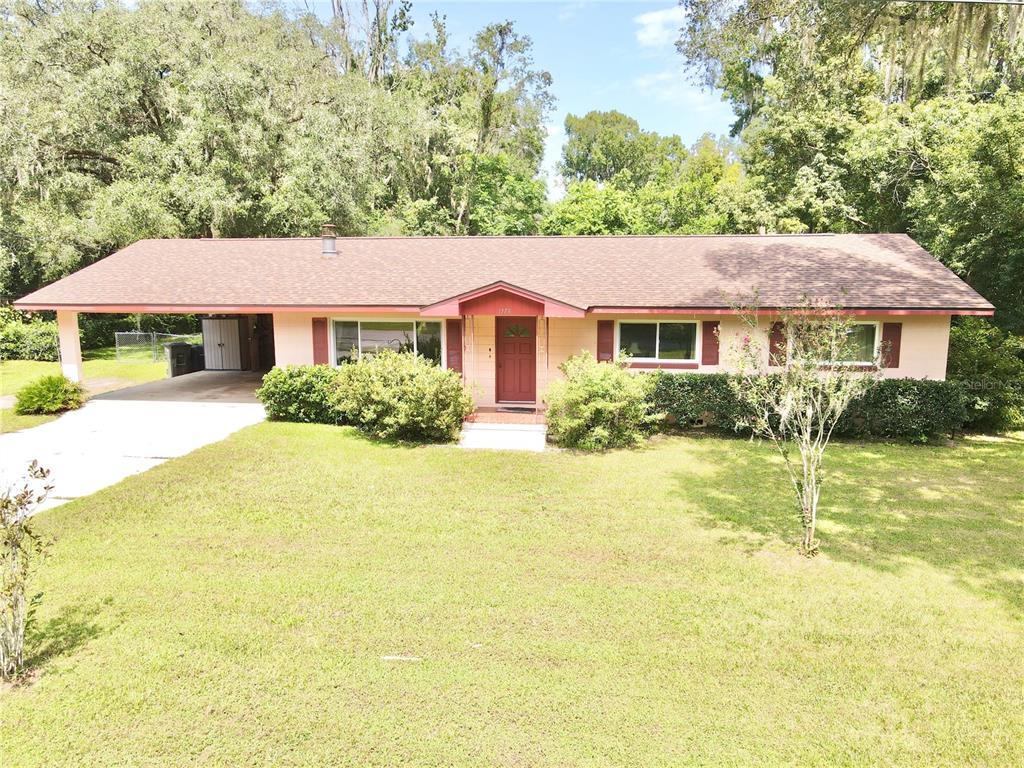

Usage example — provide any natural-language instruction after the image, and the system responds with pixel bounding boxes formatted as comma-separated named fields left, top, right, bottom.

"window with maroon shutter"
left=597, top=320, right=614, bottom=361
left=312, top=317, right=329, bottom=364
left=701, top=321, right=720, bottom=366
left=769, top=321, right=787, bottom=366
left=881, top=322, right=902, bottom=368
left=446, top=319, right=463, bottom=372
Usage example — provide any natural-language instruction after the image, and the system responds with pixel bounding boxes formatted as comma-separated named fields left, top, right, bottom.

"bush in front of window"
left=334, top=349, right=473, bottom=442
left=834, top=378, right=969, bottom=442
left=14, top=375, right=83, bottom=415
left=650, top=371, right=971, bottom=442
left=545, top=353, right=660, bottom=451
left=649, top=372, right=746, bottom=430
left=256, top=365, right=346, bottom=424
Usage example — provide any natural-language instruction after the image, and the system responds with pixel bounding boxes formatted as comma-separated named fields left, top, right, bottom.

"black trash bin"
left=189, top=344, right=205, bottom=372
left=165, top=342, right=192, bottom=377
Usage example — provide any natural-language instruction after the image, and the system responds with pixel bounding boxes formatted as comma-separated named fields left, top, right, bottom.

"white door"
left=202, top=319, right=242, bottom=370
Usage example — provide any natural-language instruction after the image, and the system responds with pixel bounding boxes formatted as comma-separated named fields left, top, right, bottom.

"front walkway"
left=0, top=371, right=265, bottom=511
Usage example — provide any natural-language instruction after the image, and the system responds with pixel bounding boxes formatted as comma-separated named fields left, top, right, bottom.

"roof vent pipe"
left=321, top=223, right=337, bottom=257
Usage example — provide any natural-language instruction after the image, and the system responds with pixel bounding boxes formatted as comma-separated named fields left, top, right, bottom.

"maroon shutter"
left=446, top=319, right=463, bottom=373
left=881, top=322, right=902, bottom=369
left=769, top=321, right=787, bottom=366
left=701, top=321, right=720, bottom=366
left=597, top=320, right=614, bottom=362
left=312, top=317, right=329, bottom=364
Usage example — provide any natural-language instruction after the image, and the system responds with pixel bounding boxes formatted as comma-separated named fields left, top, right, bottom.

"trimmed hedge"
left=650, top=372, right=970, bottom=442
left=834, top=378, right=968, bottom=441
left=256, top=365, right=345, bottom=424
left=15, top=375, right=84, bottom=415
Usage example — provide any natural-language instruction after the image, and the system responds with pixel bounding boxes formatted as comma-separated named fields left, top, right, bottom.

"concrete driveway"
left=0, top=371, right=266, bottom=511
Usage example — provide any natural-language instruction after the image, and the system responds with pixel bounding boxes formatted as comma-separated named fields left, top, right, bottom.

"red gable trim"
left=419, top=281, right=586, bottom=318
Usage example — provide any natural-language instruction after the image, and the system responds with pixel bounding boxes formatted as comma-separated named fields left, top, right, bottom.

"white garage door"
left=202, top=318, right=242, bottom=370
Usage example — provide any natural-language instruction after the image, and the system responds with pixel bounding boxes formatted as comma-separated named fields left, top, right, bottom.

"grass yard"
left=1, top=425, right=1022, bottom=766
left=0, top=347, right=166, bottom=433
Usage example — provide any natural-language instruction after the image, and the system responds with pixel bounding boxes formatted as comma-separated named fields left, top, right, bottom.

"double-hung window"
left=839, top=322, right=879, bottom=365
left=333, top=320, right=443, bottom=366
left=617, top=321, right=698, bottom=362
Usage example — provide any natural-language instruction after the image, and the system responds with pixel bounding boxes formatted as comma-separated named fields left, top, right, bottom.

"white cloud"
left=632, top=68, right=718, bottom=110
left=633, top=6, right=687, bottom=49
left=558, top=1, right=590, bottom=22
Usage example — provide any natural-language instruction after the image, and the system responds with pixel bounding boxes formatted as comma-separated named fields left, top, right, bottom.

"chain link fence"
left=114, top=331, right=202, bottom=362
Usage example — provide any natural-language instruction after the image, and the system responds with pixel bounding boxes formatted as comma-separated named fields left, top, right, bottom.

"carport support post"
left=57, top=310, right=83, bottom=383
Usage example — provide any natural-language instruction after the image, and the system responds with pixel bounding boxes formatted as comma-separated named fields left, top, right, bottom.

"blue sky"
left=313, top=1, right=736, bottom=198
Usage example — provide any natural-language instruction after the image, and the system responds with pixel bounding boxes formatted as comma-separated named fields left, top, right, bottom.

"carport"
left=49, top=310, right=276, bottom=384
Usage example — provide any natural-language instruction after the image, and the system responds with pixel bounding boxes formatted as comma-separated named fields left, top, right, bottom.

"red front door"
left=496, top=317, right=537, bottom=403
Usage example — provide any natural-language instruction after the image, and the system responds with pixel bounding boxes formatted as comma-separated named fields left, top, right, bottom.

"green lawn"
left=0, top=347, right=166, bottom=397
left=1, top=426, right=1022, bottom=766
left=0, top=347, right=166, bottom=433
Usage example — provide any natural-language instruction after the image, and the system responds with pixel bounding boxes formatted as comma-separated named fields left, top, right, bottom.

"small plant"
left=545, top=353, right=659, bottom=450
left=256, top=365, right=346, bottom=424
left=1, top=461, right=52, bottom=682
left=335, top=349, right=473, bottom=442
left=14, top=375, right=84, bottom=415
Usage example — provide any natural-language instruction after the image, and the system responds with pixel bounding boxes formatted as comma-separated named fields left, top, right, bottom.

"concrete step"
left=459, top=422, right=547, bottom=452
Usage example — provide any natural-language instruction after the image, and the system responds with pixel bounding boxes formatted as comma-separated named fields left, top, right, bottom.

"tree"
left=678, top=0, right=1024, bottom=133
left=559, top=110, right=686, bottom=188
left=727, top=304, right=883, bottom=555
left=541, top=180, right=646, bottom=235
left=0, top=462, right=51, bottom=681
left=0, top=3, right=553, bottom=302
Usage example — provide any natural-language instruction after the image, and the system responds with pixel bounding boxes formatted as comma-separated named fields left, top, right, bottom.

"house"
left=15, top=229, right=993, bottom=408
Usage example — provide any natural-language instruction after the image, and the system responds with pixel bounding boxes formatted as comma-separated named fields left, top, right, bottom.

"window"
left=333, top=320, right=443, bottom=366
left=845, top=323, right=878, bottom=364
left=618, top=322, right=697, bottom=361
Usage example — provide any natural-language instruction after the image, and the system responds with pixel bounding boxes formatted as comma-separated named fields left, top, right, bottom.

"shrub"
left=0, top=308, right=58, bottom=362
left=649, top=372, right=744, bottom=429
left=946, top=318, right=1024, bottom=432
left=545, top=353, right=658, bottom=450
left=14, top=375, right=84, bottom=415
left=256, top=365, right=345, bottom=424
left=836, top=378, right=969, bottom=442
left=652, top=372, right=970, bottom=442
left=335, top=349, right=472, bottom=442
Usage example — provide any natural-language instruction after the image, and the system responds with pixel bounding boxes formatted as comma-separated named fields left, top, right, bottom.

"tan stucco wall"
left=272, top=312, right=317, bottom=366
left=715, top=314, right=951, bottom=380
left=462, top=315, right=496, bottom=406
left=272, top=311, right=952, bottom=405
left=885, top=314, right=950, bottom=379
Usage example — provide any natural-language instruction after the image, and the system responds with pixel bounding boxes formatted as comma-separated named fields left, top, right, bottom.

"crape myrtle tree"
left=727, top=303, right=884, bottom=555
left=0, top=461, right=51, bottom=681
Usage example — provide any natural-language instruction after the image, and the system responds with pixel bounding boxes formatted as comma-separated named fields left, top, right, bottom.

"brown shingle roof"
left=14, top=233, right=993, bottom=313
